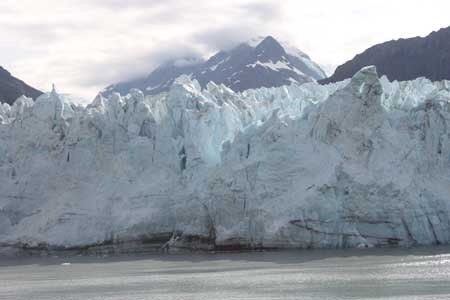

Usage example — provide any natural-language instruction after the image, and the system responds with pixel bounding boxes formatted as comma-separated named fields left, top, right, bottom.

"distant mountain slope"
left=103, top=36, right=326, bottom=96
left=0, top=66, right=43, bottom=105
left=322, top=26, right=450, bottom=84
left=102, top=58, right=202, bottom=97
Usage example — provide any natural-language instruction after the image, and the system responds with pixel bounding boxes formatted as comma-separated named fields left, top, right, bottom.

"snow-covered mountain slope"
left=103, top=36, right=326, bottom=98
left=102, top=57, right=203, bottom=98
left=245, top=36, right=326, bottom=80
left=1, top=67, right=450, bottom=253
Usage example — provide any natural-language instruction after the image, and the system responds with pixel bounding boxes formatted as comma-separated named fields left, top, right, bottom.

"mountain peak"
left=103, top=36, right=326, bottom=97
left=245, top=36, right=284, bottom=50
left=254, top=36, right=286, bottom=58
left=259, top=35, right=280, bottom=46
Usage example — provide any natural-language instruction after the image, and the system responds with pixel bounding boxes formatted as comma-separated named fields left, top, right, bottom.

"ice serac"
left=0, top=66, right=450, bottom=253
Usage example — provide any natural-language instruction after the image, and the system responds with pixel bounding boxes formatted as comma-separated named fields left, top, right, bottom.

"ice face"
left=0, top=66, right=449, bottom=250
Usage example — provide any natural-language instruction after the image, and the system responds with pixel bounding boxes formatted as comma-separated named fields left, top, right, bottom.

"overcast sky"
left=1, top=0, right=450, bottom=102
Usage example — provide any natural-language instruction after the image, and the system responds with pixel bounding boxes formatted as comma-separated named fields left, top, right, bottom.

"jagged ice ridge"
left=1, top=66, right=450, bottom=252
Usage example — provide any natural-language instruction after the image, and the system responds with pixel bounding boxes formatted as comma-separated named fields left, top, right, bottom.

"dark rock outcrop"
left=0, top=66, right=43, bottom=105
left=322, top=26, right=450, bottom=84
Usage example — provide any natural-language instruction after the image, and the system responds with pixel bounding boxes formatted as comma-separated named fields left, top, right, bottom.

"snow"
left=145, top=83, right=162, bottom=91
left=1, top=66, right=450, bottom=250
left=245, top=36, right=326, bottom=80
left=209, top=57, right=230, bottom=72
left=209, top=64, right=219, bottom=71
left=282, top=42, right=308, bottom=58
left=247, top=60, right=289, bottom=70
left=246, top=60, right=307, bottom=79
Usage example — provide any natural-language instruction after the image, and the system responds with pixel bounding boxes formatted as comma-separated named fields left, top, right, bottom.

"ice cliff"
left=1, top=66, right=450, bottom=252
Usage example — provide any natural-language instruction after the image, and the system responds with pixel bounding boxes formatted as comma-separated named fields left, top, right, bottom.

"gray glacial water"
left=1, top=247, right=450, bottom=300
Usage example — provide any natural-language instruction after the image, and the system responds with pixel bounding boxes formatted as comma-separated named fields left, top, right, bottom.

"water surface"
left=1, top=247, right=450, bottom=300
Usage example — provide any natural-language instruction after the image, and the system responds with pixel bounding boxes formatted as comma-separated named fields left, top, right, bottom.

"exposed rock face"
left=322, top=26, right=450, bottom=84
left=1, top=67, right=450, bottom=253
left=0, top=66, right=43, bottom=105
left=103, top=36, right=326, bottom=97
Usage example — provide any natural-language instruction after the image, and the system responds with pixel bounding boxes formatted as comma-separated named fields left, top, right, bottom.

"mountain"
left=103, top=36, right=326, bottom=97
left=322, top=26, right=450, bottom=84
left=102, top=58, right=203, bottom=97
left=0, top=66, right=43, bottom=105
left=1, top=66, right=450, bottom=253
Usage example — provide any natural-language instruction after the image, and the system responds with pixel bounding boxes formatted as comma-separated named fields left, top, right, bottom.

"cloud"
left=2, top=0, right=450, bottom=103
left=0, top=0, right=287, bottom=100
left=85, top=0, right=175, bottom=9
left=74, top=42, right=204, bottom=88
left=239, top=1, right=284, bottom=21
left=192, top=25, right=261, bottom=51
left=173, top=57, right=204, bottom=68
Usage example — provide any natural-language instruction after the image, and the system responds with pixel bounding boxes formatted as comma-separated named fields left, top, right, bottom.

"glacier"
left=0, top=66, right=450, bottom=253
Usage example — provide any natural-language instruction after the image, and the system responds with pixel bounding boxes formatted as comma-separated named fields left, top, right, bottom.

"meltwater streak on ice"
left=0, top=66, right=450, bottom=251
left=1, top=248, right=450, bottom=300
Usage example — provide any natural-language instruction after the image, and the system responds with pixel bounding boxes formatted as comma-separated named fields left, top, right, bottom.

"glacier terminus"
left=1, top=66, right=450, bottom=254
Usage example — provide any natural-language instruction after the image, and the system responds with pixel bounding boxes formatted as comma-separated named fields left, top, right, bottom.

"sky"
left=1, top=0, right=450, bottom=103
